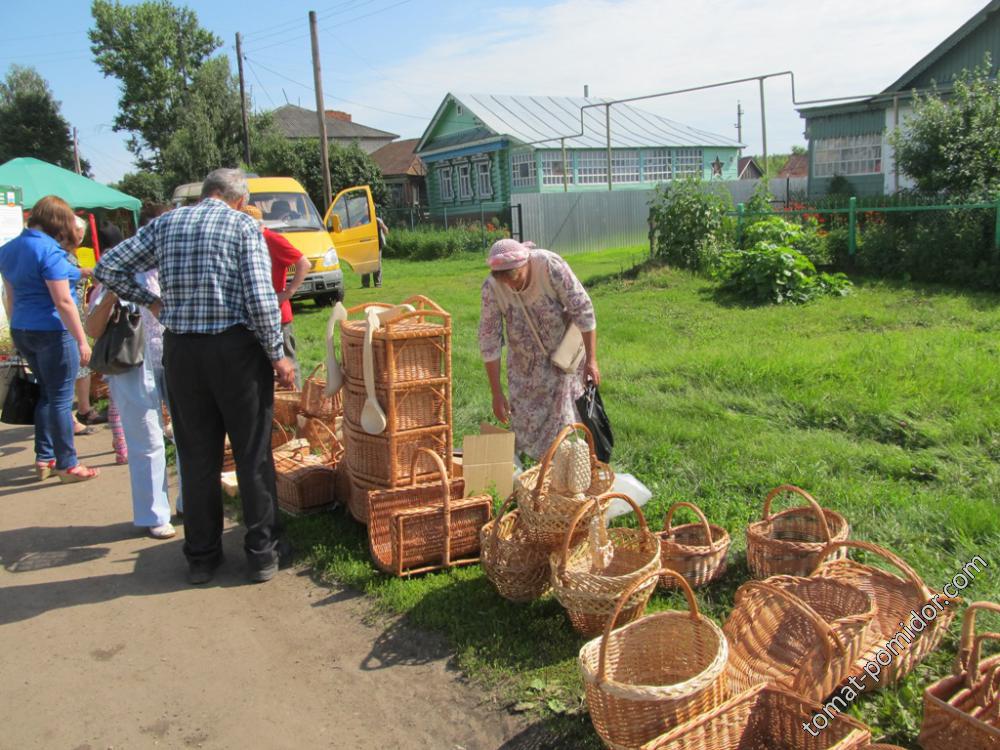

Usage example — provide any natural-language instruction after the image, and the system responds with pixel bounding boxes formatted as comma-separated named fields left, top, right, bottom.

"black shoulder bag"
left=91, top=303, right=145, bottom=375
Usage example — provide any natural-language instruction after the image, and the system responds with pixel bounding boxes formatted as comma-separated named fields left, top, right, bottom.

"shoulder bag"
left=1, top=363, right=40, bottom=425
left=511, top=291, right=586, bottom=374
left=91, top=303, right=146, bottom=375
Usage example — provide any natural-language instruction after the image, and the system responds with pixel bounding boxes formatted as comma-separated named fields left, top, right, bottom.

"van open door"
left=323, top=185, right=380, bottom=275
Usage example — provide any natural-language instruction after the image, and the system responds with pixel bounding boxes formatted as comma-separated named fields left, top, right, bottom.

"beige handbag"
left=513, top=292, right=585, bottom=374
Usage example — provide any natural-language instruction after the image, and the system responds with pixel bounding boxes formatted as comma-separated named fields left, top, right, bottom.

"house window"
left=438, top=166, right=454, bottom=201
left=577, top=150, right=608, bottom=185
left=457, top=163, right=473, bottom=200
left=511, top=150, right=536, bottom=188
left=643, top=149, right=671, bottom=182
left=673, top=148, right=703, bottom=178
left=813, top=134, right=882, bottom=177
left=540, top=151, right=571, bottom=185
left=611, top=150, right=640, bottom=183
left=476, top=160, right=493, bottom=197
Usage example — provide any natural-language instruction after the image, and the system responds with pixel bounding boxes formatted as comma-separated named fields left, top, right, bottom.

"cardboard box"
left=460, top=423, right=515, bottom=499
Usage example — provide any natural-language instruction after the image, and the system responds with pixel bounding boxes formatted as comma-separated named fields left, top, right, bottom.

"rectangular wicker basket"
left=342, top=376, right=450, bottom=433
left=343, top=422, right=452, bottom=487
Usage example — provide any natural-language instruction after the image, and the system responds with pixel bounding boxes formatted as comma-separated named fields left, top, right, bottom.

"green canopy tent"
left=0, top=157, right=141, bottom=229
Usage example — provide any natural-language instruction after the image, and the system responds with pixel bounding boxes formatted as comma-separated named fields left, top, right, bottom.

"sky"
left=0, top=0, right=991, bottom=185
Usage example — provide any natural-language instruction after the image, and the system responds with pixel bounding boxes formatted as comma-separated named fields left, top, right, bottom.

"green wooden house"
left=415, top=93, right=743, bottom=221
left=798, top=0, right=1000, bottom=196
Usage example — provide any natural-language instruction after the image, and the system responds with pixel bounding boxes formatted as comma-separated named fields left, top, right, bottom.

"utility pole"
left=758, top=79, right=768, bottom=174
left=236, top=32, right=252, bottom=167
left=310, top=10, right=332, bottom=209
left=72, top=127, right=81, bottom=175
left=735, top=101, right=744, bottom=143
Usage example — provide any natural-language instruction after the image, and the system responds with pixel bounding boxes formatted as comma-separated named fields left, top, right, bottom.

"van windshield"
left=249, top=191, right=324, bottom=233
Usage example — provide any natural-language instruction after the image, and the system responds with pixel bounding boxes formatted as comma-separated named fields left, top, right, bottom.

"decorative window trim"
left=457, top=162, right=473, bottom=200
left=476, top=160, right=493, bottom=198
left=511, top=150, right=537, bottom=189
left=438, top=166, right=454, bottom=202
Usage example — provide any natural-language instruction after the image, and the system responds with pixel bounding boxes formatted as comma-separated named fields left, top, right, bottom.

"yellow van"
left=171, top=176, right=379, bottom=305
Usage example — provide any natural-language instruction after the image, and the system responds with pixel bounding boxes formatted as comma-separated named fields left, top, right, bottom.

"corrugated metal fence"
left=513, top=178, right=808, bottom=254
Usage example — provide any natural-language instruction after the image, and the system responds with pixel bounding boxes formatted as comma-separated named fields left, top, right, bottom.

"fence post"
left=409, top=207, right=415, bottom=231
left=848, top=196, right=857, bottom=256
left=444, top=207, right=448, bottom=230
left=736, top=202, right=745, bottom=245
left=481, top=203, right=486, bottom=249
left=995, top=195, right=1000, bottom=250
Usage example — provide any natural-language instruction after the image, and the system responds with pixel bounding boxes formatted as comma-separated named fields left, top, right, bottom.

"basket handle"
left=965, top=632, right=1000, bottom=699
left=739, top=580, right=846, bottom=659
left=401, top=294, right=445, bottom=313
left=303, top=362, right=324, bottom=384
left=663, top=501, right=714, bottom=545
left=596, top=566, right=700, bottom=683
left=812, top=540, right=931, bottom=600
left=956, top=601, right=1000, bottom=675
left=531, top=423, right=597, bottom=511
left=762, top=484, right=832, bottom=542
left=556, top=492, right=647, bottom=579
left=410, top=447, right=453, bottom=568
left=487, top=493, right=519, bottom=546
left=383, top=308, right=450, bottom=331
left=305, top=417, right=342, bottom=463
left=272, top=419, right=290, bottom=445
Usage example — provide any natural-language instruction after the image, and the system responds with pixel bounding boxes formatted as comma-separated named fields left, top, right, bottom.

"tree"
left=115, top=171, right=167, bottom=204
left=0, top=65, right=91, bottom=174
left=890, top=57, right=1000, bottom=198
left=89, top=0, right=220, bottom=169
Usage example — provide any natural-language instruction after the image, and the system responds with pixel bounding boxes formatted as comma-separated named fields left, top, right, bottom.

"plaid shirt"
left=95, top=198, right=283, bottom=361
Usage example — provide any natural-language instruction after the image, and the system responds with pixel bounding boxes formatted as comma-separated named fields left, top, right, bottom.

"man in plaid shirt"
left=96, top=168, right=295, bottom=585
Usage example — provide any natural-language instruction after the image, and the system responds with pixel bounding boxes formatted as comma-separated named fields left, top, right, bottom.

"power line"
left=248, top=0, right=416, bottom=54
left=242, top=0, right=364, bottom=40
left=245, top=57, right=277, bottom=109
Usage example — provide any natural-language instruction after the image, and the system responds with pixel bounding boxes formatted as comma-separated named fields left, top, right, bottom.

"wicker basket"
left=89, top=372, right=109, bottom=402
left=920, top=601, right=1000, bottom=749
left=657, top=501, right=731, bottom=590
left=479, top=494, right=551, bottom=602
left=342, top=377, right=450, bottom=433
left=274, top=419, right=342, bottom=514
left=367, top=448, right=491, bottom=576
left=640, top=684, right=872, bottom=750
left=274, top=389, right=301, bottom=426
left=580, top=568, right=729, bottom=750
left=723, top=575, right=878, bottom=702
left=345, top=472, right=381, bottom=525
left=299, top=363, right=343, bottom=420
left=811, top=540, right=960, bottom=689
left=746, top=484, right=850, bottom=579
left=551, top=492, right=661, bottom=638
left=344, top=422, right=452, bottom=487
left=516, top=423, right=615, bottom=551
left=340, top=296, right=450, bottom=386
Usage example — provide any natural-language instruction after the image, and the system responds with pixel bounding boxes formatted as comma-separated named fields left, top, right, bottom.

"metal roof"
left=271, top=105, right=399, bottom=141
left=444, top=93, right=742, bottom=150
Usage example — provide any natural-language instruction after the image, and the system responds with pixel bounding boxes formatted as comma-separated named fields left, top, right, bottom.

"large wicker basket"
left=516, top=423, right=614, bottom=551
left=480, top=494, right=551, bottom=602
left=746, top=484, right=850, bottom=578
left=368, top=448, right=491, bottom=576
left=640, top=684, right=873, bottom=750
left=274, top=388, right=301, bottom=426
left=919, top=601, right=1000, bottom=749
left=580, top=568, right=729, bottom=750
left=342, top=377, right=450, bottom=434
left=274, top=419, right=342, bottom=514
left=343, top=422, right=452, bottom=487
left=723, top=575, right=878, bottom=702
left=657, top=501, right=731, bottom=590
left=551, top=492, right=661, bottom=638
left=811, top=540, right=960, bottom=689
left=340, top=296, right=450, bottom=386
left=299, top=363, right=343, bottom=420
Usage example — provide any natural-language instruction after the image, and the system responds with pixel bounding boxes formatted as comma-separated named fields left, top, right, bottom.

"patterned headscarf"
left=487, top=238, right=534, bottom=271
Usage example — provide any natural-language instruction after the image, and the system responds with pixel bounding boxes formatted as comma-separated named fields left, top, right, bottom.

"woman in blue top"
left=0, top=195, right=100, bottom=482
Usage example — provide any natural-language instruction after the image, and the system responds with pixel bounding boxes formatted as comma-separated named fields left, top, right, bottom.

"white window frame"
left=611, top=150, right=640, bottom=184
left=438, top=166, right=454, bottom=202
left=475, top=159, right=493, bottom=197
left=813, top=134, right=882, bottom=177
left=577, top=150, right=608, bottom=185
left=510, top=150, right=536, bottom=189
left=457, top=162, right=473, bottom=200
left=540, top=150, right=572, bottom=185
left=643, top=149, right=671, bottom=182
left=673, top=148, right=703, bottom=178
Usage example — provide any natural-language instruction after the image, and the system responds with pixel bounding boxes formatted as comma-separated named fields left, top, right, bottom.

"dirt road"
left=0, top=423, right=530, bottom=749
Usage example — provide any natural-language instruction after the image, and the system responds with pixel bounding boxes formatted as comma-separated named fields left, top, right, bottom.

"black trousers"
left=163, top=325, right=280, bottom=571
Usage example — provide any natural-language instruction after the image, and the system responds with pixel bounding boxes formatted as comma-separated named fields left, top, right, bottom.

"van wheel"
left=316, top=291, right=343, bottom=307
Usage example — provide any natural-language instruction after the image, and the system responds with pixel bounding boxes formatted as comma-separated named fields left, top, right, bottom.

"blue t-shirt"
left=0, top=228, right=79, bottom=331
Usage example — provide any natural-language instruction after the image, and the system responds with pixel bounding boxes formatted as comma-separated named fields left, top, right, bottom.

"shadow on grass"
left=582, top=257, right=667, bottom=289
left=847, top=274, right=1000, bottom=309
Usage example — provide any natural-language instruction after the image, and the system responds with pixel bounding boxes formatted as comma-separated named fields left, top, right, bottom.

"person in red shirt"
left=243, top=205, right=311, bottom=388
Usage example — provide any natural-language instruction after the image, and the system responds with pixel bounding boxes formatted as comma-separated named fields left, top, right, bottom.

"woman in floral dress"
left=478, top=239, right=600, bottom=460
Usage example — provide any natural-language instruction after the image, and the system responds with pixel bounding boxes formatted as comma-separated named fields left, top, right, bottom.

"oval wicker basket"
left=579, top=568, right=729, bottom=750
left=723, top=575, right=877, bottom=702
left=811, top=540, right=960, bottom=689
left=746, top=484, right=849, bottom=579
left=274, top=419, right=342, bottom=513
left=657, top=501, right=730, bottom=590
left=920, top=601, right=1000, bottom=750
left=516, top=423, right=614, bottom=552
left=299, top=363, right=343, bottom=421
left=274, top=389, right=301, bottom=426
left=551, top=492, right=661, bottom=638
left=479, top=494, right=551, bottom=603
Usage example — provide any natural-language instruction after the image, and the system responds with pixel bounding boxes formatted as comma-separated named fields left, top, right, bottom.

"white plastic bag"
left=605, top=473, right=652, bottom=519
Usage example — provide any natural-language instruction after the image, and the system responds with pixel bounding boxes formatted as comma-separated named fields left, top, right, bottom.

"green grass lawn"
left=284, top=246, right=1000, bottom=748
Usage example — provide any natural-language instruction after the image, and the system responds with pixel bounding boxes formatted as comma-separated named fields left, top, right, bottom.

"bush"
left=716, top=243, right=853, bottom=304
left=649, top=177, right=734, bottom=271
left=742, top=214, right=831, bottom=266
left=383, top=225, right=509, bottom=261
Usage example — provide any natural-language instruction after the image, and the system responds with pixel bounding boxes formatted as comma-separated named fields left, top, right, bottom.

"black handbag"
left=575, top=382, right=613, bottom=463
left=1, top=365, right=40, bottom=425
left=91, top=303, right=145, bottom=375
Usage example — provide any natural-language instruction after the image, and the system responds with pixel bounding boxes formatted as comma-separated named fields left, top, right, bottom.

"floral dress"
left=479, top=249, right=596, bottom=460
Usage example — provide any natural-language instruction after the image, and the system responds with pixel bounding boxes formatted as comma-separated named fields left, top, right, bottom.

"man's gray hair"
left=201, top=168, right=249, bottom=203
